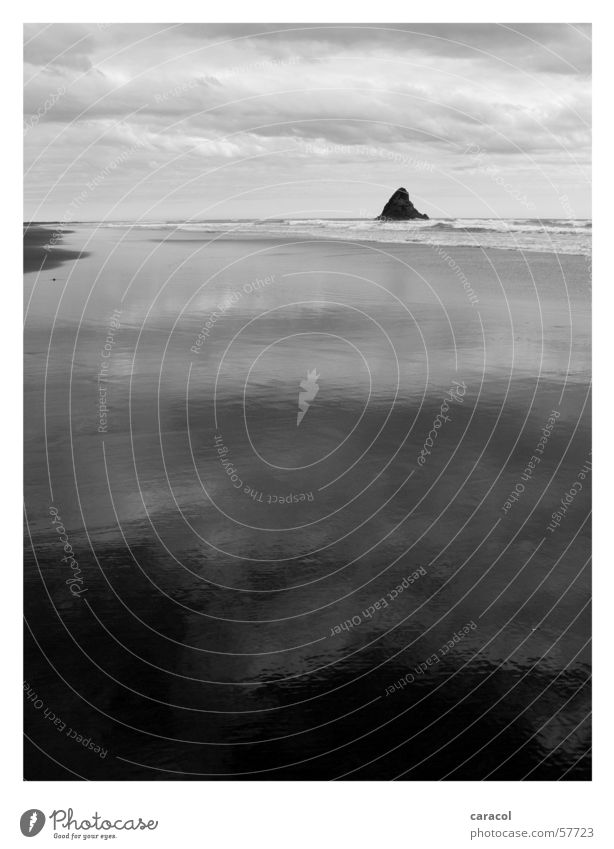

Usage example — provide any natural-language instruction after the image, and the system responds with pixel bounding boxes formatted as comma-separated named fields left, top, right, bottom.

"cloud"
left=24, top=23, right=96, bottom=72
left=23, top=23, right=591, bottom=220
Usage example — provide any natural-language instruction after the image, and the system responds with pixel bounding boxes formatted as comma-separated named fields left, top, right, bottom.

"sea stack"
left=377, top=187, right=429, bottom=220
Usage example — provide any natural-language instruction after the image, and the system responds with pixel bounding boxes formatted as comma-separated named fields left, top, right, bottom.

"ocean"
left=76, top=216, right=592, bottom=255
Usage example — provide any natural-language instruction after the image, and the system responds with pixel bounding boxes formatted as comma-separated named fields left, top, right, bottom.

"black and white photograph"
left=22, top=13, right=593, bottom=804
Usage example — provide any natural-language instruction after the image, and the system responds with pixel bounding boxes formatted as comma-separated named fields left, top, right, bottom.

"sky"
left=23, top=23, right=591, bottom=221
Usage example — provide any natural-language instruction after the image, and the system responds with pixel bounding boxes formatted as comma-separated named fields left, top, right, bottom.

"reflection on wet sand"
left=25, top=226, right=590, bottom=779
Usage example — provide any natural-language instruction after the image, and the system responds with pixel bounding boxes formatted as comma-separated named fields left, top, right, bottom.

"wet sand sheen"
left=24, top=225, right=590, bottom=779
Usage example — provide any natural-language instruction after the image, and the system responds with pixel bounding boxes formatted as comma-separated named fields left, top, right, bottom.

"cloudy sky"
left=24, top=23, right=591, bottom=221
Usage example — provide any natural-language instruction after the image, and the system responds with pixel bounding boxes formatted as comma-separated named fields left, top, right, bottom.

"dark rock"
left=377, top=187, right=429, bottom=220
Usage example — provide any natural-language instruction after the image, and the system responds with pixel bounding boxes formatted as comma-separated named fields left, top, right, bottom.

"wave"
left=90, top=216, right=591, bottom=233
left=53, top=218, right=591, bottom=256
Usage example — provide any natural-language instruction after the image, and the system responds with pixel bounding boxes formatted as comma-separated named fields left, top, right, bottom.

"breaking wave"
left=86, top=217, right=592, bottom=256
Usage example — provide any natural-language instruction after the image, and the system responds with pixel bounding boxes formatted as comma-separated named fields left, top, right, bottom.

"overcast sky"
left=23, top=23, right=591, bottom=221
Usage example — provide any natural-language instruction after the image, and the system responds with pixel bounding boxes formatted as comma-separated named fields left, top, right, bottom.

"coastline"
left=24, top=219, right=592, bottom=260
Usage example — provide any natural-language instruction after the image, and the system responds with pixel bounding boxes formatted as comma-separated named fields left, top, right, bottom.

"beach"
left=24, top=221, right=591, bottom=779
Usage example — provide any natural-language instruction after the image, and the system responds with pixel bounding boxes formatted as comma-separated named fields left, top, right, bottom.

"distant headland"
left=377, top=187, right=429, bottom=220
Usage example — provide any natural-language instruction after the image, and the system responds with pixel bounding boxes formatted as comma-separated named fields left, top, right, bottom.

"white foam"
left=90, top=218, right=592, bottom=255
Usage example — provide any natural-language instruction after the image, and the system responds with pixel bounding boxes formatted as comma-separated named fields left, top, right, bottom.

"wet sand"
left=24, top=225, right=591, bottom=780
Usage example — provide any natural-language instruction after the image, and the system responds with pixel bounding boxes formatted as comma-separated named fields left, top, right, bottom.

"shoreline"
left=23, top=224, right=90, bottom=273
left=24, top=221, right=591, bottom=262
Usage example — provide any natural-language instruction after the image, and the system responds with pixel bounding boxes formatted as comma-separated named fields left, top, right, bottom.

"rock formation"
left=377, top=187, right=429, bottom=220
